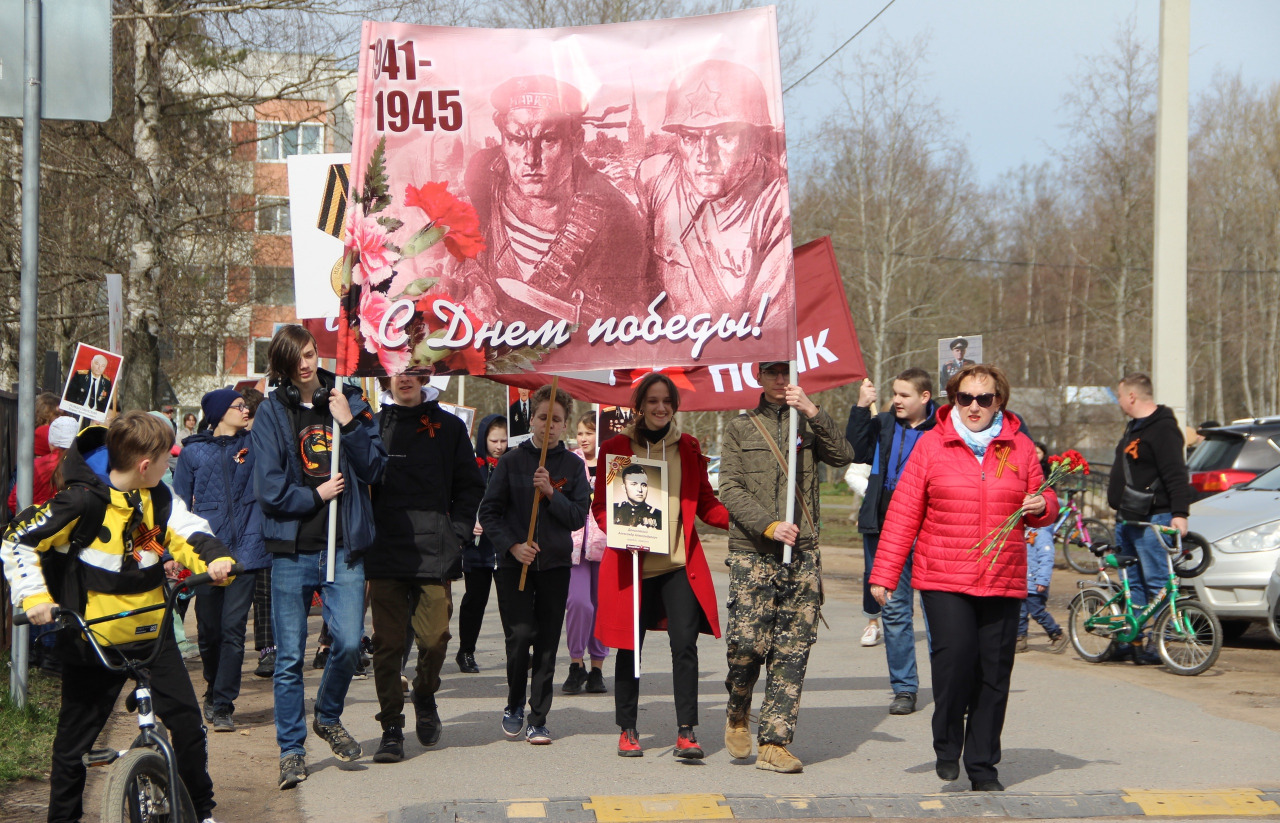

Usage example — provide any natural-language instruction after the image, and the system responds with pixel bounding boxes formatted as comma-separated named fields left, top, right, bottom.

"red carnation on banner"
left=970, top=449, right=1091, bottom=568
left=403, top=182, right=486, bottom=262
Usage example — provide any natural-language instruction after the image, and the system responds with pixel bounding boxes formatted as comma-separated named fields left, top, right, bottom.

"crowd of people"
left=0, top=321, right=1193, bottom=821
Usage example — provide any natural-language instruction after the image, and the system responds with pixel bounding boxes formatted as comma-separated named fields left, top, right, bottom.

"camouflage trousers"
left=724, top=548, right=820, bottom=746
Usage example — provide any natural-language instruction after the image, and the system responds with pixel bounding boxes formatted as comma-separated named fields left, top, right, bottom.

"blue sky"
left=780, top=0, right=1280, bottom=185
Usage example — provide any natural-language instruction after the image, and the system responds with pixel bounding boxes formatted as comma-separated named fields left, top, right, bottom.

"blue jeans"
left=194, top=570, right=257, bottom=712
left=1018, top=590, right=1061, bottom=637
left=1114, top=512, right=1173, bottom=610
left=862, top=536, right=882, bottom=619
left=271, top=550, right=365, bottom=758
left=866, top=533, right=929, bottom=695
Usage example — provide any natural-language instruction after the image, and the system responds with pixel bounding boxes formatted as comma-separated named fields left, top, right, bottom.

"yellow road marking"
left=506, top=801, right=547, bottom=818
left=1122, top=789, right=1280, bottom=816
left=919, top=799, right=946, bottom=810
left=585, top=793, right=733, bottom=822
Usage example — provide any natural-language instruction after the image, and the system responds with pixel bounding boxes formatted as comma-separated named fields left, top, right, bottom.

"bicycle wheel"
left=1062, top=518, right=1111, bottom=574
left=101, top=748, right=196, bottom=823
left=1154, top=599, right=1222, bottom=676
left=1173, top=532, right=1212, bottom=579
left=1068, top=588, right=1120, bottom=662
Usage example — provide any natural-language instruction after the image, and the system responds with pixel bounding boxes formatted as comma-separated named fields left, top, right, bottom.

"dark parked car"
left=1188, top=418, right=1280, bottom=500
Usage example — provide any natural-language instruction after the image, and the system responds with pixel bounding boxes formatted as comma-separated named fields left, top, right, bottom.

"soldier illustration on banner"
left=333, top=9, right=795, bottom=377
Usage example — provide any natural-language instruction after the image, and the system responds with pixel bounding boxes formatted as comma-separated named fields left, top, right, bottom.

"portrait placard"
left=438, top=402, right=476, bottom=436
left=938, top=334, right=983, bottom=393
left=60, top=342, right=122, bottom=422
left=604, top=455, right=669, bottom=554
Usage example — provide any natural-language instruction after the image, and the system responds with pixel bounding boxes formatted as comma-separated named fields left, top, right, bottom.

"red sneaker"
left=674, top=726, right=704, bottom=759
left=617, top=728, right=642, bottom=757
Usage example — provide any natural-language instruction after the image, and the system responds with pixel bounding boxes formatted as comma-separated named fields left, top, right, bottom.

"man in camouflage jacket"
left=718, top=361, right=855, bottom=773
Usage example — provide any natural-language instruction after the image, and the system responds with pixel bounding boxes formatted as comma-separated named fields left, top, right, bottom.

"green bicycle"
left=1067, top=522, right=1220, bottom=675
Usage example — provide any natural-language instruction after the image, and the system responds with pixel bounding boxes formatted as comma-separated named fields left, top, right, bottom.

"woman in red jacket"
left=869, top=364, right=1056, bottom=792
left=593, top=373, right=729, bottom=760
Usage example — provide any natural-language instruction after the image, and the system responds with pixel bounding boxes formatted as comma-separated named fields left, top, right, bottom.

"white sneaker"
left=860, top=622, right=882, bottom=647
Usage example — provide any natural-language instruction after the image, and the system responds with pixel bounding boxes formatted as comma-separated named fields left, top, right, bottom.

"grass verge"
left=0, top=651, right=59, bottom=782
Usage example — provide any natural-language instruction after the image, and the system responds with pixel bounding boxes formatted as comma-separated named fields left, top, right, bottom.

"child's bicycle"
left=1045, top=487, right=1113, bottom=574
left=15, top=565, right=237, bottom=823
left=1067, top=522, right=1218, bottom=675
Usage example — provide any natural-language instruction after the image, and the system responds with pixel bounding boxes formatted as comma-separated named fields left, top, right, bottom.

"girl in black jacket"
left=477, top=385, right=590, bottom=745
left=456, top=413, right=508, bottom=673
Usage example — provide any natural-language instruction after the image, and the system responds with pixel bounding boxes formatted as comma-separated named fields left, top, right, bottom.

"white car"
left=1187, top=463, right=1280, bottom=642
left=1263, top=557, right=1280, bottom=645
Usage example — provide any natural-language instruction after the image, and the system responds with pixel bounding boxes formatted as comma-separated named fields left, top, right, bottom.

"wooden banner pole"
left=518, top=376, right=558, bottom=591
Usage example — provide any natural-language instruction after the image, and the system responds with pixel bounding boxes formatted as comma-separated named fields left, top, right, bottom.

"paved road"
left=294, top=561, right=1280, bottom=823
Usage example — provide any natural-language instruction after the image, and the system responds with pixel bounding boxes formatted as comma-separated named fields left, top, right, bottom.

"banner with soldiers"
left=337, top=9, right=794, bottom=376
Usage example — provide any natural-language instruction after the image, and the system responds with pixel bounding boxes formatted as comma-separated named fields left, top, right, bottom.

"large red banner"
left=488, top=237, right=865, bottom=411
left=336, top=10, right=795, bottom=376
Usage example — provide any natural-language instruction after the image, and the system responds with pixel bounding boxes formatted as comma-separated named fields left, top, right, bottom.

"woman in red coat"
left=869, top=364, right=1056, bottom=793
left=593, top=373, right=729, bottom=760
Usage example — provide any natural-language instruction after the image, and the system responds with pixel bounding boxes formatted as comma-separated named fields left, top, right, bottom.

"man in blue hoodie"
left=845, top=368, right=936, bottom=717
left=251, top=325, right=387, bottom=790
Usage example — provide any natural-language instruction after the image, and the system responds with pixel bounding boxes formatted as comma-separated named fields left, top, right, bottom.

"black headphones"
left=278, top=372, right=334, bottom=412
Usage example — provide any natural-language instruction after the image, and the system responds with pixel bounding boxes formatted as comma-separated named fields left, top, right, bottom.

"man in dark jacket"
left=719, top=362, right=854, bottom=774
left=251, top=325, right=387, bottom=790
left=845, top=368, right=937, bottom=717
left=1109, top=372, right=1191, bottom=664
left=368, top=375, right=485, bottom=762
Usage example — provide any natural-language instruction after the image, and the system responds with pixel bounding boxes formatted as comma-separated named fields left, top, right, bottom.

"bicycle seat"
left=1115, top=555, right=1140, bottom=569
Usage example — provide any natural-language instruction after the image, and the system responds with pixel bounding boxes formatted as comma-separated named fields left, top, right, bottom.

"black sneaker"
left=456, top=650, right=479, bottom=673
left=211, top=708, right=236, bottom=733
left=889, top=692, right=917, bottom=715
left=972, top=779, right=1005, bottom=792
left=501, top=706, right=525, bottom=738
left=278, top=754, right=307, bottom=790
left=202, top=698, right=215, bottom=723
left=312, top=719, right=362, bottom=761
left=254, top=649, right=276, bottom=679
left=414, top=695, right=442, bottom=747
left=562, top=662, right=587, bottom=694
left=312, top=647, right=330, bottom=670
left=936, top=759, right=960, bottom=781
left=352, top=655, right=368, bottom=680
left=526, top=724, right=552, bottom=745
left=585, top=667, right=607, bottom=694
left=373, top=727, right=404, bottom=763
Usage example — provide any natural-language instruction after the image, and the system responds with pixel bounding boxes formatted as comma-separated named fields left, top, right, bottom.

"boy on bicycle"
left=1, top=412, right=234, bottom=823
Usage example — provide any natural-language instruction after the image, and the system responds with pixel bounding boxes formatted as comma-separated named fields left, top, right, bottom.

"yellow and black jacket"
left=1, top=426, right=232, bottom=647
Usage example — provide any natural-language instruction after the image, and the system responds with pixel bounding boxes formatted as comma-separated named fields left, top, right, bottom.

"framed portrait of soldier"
left=604, top=455, right=669, bottom=555
left=938, top=334, right=983, bottom=393
left=439, top=402, right=476, bottom=437
left=60, top=343, right=122, bottom=422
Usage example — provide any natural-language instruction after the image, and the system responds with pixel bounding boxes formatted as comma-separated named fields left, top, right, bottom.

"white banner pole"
left=632, top=549, right=641, bottom=678
left=325, top=421, right=342, bottom=583
left=783, top=360, right=799, bottom=565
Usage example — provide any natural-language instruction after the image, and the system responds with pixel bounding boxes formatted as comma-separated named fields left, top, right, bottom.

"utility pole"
left=1152, top=0, right=1190, bottom=427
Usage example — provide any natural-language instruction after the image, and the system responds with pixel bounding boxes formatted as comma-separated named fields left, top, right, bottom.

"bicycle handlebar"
left=12, top=564, right=241, bottom=629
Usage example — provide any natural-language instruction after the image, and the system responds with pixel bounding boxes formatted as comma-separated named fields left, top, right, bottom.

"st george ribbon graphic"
left=337, top=9, right=796, bottom=376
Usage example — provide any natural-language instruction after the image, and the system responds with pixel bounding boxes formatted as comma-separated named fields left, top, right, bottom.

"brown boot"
left=725, top=716, right=752, bottom=759
left=756, top=743, right=803, bottom=773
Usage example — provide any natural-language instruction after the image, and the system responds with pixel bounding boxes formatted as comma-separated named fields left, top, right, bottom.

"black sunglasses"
left=955, top=392, right=997, bottom=409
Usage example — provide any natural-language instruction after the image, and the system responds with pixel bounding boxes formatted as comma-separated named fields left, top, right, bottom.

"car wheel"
left=1220, top=620, right=1251, bottom=643
left=1270, top=597, right=1280, bottom=646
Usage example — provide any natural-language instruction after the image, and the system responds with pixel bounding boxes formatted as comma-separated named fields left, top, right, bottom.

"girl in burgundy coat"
left=869, top=364, right=1057, bottom=793
left=593, top=373, right=729, bottom=760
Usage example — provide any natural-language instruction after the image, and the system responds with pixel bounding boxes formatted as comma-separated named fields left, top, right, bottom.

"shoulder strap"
left=67, top=487, right=108, bottom=552
left=746, top=411, right=817, bottom=537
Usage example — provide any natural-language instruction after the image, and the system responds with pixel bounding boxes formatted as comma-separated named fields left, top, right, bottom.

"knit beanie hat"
left=48, top=416, right=78, bottom=450
left=201, top=388, right=242, bottom=428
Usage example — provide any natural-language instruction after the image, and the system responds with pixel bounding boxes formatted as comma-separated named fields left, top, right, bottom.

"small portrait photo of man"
left=60, top=343, right=123, bottom=422
left=938, top=335, right=981, bottom=390
left=612, top=464, right=662, bottom=531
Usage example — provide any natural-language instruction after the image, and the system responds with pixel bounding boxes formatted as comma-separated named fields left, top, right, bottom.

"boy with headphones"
left=251, top=324, right=387, bottom=790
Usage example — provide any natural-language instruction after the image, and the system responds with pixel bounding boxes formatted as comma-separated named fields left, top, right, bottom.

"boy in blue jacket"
left=1019, top=526, right=1066, bottom=653
left=251, top=324, right=387, bottom=789
left=173, top=387, right=268, bottom=732
left=478, top=385, right=590, bottom=745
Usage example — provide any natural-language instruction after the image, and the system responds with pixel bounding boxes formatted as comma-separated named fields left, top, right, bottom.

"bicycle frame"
left=1081, top=524, right=1186, bottom=645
